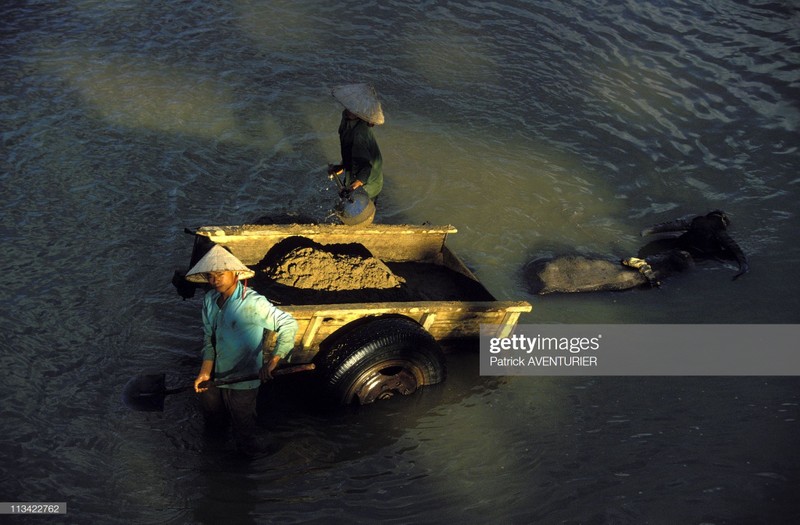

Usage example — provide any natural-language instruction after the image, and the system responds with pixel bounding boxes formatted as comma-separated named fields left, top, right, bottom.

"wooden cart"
left=178, top=223, right=532, bottom=404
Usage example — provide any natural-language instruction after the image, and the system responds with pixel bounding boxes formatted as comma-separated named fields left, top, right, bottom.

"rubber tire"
left=317, top=316, right=446, bottom=405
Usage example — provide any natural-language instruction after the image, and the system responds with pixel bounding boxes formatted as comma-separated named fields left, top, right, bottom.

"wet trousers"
left=199, top=385, right=259, bottom=451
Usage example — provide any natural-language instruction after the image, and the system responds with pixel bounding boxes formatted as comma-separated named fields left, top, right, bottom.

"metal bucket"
left=336, top=187, right=376, bottom=226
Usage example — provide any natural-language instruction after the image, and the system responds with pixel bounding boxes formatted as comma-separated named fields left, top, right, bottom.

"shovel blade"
left=122, top=373, right=168, bottom=412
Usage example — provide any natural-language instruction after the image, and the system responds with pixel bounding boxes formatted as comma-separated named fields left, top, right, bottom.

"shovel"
left=122, top=363, right=316, bottom=412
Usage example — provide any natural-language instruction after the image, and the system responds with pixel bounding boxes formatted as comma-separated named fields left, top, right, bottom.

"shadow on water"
left=256, top=343, right=494, bottom=456
left=172, top=346, right=500, bottom=524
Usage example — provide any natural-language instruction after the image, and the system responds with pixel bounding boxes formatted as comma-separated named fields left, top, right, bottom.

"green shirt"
left=338, top=112, right=383, bottom=199
left=201, top=282, right=298, bottom=389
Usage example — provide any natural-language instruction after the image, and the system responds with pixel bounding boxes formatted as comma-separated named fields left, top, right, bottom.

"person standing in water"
left=184, top=244, right=298, bottom=456
left=328, top=83, right=385, bottom=203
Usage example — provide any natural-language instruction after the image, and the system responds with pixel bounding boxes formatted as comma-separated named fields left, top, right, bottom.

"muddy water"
left=2, top=1, right=799, bottom=523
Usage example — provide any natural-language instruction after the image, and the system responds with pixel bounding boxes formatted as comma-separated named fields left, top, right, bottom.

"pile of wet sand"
left=251, top=236, right=494, bottom=305
left=262, top=245, right=405, bottom=291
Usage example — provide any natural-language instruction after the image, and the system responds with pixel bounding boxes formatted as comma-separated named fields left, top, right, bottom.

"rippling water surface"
left=2, top=1, right=799, bottom=523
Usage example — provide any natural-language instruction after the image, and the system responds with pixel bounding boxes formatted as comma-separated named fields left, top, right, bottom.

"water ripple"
left=3, top=1, right=800, bottom=522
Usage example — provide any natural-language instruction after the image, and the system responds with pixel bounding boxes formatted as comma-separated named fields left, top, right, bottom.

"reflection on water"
left=2, top=0, right=799, bottom=523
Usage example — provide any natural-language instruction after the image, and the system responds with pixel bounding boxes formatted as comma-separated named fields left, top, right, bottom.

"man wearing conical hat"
left=185, top=244, right=298, bottom=455
left=328, top=83, right=384, bottom=203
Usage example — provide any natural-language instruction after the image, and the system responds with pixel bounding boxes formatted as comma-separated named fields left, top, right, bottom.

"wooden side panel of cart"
left=277, top=300, right=532, bottom=363
left=193, top=224, right=457, bottom=267
left=192, top=223, right=533, bottom=362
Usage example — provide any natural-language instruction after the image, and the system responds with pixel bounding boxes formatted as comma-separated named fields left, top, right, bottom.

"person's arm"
left=349, top=128, right=377, bottom=189
left=265, top=304, right=299, bottom=358
left=196, top=295, right=217, bottom=391
left=259, top=300, right=299, bottom=380
left=349, top=156, right=372, bottom=190
left=200, top=294, right=217, bottom=362
left=194, top=359, right=214, bottom=392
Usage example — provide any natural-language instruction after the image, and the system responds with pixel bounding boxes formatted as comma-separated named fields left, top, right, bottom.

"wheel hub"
left=353, top=366, right=419, bottom=404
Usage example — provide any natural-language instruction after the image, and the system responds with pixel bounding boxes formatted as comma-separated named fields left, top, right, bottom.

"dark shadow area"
left=386, top=262, right=495, bottom=301
left=253, top=343, right=494, bottom=449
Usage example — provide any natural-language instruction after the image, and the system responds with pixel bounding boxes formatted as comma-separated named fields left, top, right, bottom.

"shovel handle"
left=197, top=363, right=316, bottom=390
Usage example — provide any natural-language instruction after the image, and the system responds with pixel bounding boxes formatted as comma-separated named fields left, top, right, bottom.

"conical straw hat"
left=332, top=83, right=385, bottom=125
left=185, top=245, right=255, bottom=283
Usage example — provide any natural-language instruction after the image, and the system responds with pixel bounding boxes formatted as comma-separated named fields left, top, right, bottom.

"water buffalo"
left=526, top=211, right=748, bottom=294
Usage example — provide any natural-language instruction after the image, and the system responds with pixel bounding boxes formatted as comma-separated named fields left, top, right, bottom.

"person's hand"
left=260, top=355, right=281, bottom=382
left=194, top=373, right=211, bottom=393
left=327, top=164, right=343, bottom=176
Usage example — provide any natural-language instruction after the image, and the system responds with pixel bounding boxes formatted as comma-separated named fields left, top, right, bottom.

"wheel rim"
left=346, top=359, right=422, bottom=404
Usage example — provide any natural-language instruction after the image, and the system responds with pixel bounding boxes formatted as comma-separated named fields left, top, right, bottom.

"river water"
left=2, top=1, right=799, bottom=523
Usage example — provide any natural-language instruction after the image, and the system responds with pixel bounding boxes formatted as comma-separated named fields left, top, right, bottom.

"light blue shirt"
left=201, top=282, right=298, bottom=389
